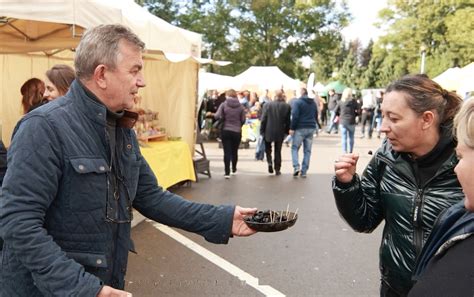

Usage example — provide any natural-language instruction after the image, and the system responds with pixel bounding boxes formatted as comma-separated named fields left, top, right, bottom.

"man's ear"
left=93, top=64, right=107, bottom=89
left=421, top=110, right=435, bottom=130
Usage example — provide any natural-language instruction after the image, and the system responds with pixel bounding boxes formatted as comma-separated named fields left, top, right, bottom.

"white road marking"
left=149, top=221, right=286, bottom=297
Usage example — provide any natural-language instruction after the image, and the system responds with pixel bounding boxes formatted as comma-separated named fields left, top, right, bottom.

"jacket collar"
left=70, top=80, right=138, bottom=129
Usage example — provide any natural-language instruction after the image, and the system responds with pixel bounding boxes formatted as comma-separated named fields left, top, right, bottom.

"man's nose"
left=137, top=73, right=146, bottom=88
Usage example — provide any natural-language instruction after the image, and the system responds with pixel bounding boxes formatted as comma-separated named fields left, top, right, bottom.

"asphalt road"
left=126, top=132, right=385, bottom=297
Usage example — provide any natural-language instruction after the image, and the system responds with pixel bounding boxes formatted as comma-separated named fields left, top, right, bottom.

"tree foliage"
left=368, top=0, right=474, bottom=87
left=136, top=0, right=473, bottom=89
left=137, top=0, right=349, bottom=80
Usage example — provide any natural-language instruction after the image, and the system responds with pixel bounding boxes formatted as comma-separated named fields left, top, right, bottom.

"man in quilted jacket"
left=0, top=24, right=256, bottom=297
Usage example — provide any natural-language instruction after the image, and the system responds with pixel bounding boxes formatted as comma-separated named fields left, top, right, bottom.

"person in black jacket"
left=260, top=90, right=291, bottom=175
left=409, top=97, right=474, bottom=297
left=334, top=88, right=359, bottom=153
left=326, top=89, right=340, bottom=134
left=333, top=75, right=464, bottom=296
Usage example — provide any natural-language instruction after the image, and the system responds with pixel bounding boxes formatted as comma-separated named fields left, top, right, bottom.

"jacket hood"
left=300, top=96, right=314, bottom=104
left=225, top=97, right=243, bottom=108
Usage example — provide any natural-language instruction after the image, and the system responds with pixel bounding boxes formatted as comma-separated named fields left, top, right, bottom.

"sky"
left=340, top=0, right=388, bottom=45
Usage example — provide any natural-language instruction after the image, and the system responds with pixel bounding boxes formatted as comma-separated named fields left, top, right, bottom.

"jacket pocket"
left=67, top=251, right=110, bottom=282
left=68, top=158, right=109, bottom=212
left=66, top=251, right=108, bottom=268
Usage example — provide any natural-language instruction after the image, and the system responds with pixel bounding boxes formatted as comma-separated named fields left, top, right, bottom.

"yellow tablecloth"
left=140, top=140, right=196, bottom=189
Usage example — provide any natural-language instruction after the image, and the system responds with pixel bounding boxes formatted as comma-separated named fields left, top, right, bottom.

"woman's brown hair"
left=386, top=74, right=462, bottom=127
left=226, top=89, right=237, bottom=98
left=45, top=64, right=76, bottom=96
left=21, top=78, right=45, bottom=114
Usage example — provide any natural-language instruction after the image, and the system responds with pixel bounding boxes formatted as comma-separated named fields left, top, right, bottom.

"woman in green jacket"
left=333, top=75, right=464, bottom=296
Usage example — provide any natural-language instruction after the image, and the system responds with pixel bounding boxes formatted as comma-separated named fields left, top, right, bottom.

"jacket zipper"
left=376, top=152, right=458, bottom=261
left=413, top=188, right=424, bottom=256
left=413, top=163, right=457, bottom=255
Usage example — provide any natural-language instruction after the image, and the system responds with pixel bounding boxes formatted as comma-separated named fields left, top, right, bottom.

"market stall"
left=140, top=140, right=196, bottom=189
left=0, top=0, right=202, bottom=154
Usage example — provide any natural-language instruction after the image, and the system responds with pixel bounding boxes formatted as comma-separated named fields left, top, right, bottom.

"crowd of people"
left=0, top=23, right=472, bottom=297
left=198, top=75, right=473, bottom=296
left=201, top=87, right=321, bottom=178
left=199, top=84, right=386, bottom=178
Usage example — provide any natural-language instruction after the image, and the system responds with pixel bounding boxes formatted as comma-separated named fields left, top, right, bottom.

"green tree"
left=232, top=0, right=349, bottom=78
left=339, top=47, right=359, bottom=87
left=140, top=0, right=177, bottom=24
left=136, top=0, right=350, bottom=79
left=310, top=34, right=346, bottom=83
left=360, top=39, right=373, bottom=68
left=373, top=0, right=474, bottom=82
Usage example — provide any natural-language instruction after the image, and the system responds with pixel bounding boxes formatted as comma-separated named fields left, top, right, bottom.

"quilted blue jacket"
left=0, top=80, right=234, bottom=296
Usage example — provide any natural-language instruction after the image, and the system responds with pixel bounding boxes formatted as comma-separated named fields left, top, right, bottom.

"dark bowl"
left=244, top=211, right=298, bottom=232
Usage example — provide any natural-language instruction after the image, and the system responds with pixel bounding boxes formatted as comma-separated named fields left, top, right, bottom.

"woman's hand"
left=334, top=153, right=359, bottom=183
left=232, top=206, right=258, bottom=236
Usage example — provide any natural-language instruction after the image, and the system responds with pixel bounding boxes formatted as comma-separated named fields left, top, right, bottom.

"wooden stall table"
left=132, top=139, right=196, bottom=227
left=140, top=140, right=196, bottom=189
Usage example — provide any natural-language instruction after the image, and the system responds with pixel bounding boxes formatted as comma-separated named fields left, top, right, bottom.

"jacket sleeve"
left=331, top=156, right=384, bottom=233
left=132, top=148, right=234, bottom=244
left=260, top=104, right=268, bottom=135
left=290, top=101, right=299, bottom=130
left=1, top=115, right=102, bottom=297
left=214, top=103, right=224, bottom=120
left=285, top=105, right=291, bottom=134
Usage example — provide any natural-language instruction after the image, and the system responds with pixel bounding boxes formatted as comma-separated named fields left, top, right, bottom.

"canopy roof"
left=457, top=62, right=474, bottom=94
left=233, top=66, right=301, bottom=92
left=199, top=71, right=236, bottom=93
left=0, top=0, right=202, bottom=56
left=433, top=62, right=474, bottom=94
left=324, top=81, right=346, bottom=93
left=432, top=67, right=462, bottom=91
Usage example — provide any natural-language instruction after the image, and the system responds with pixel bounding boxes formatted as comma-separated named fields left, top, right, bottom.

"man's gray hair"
left=74, top=24, right=145, bottom=80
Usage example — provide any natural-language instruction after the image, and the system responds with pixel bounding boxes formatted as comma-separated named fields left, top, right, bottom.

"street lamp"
left=420, top=44, right=427, bottom=74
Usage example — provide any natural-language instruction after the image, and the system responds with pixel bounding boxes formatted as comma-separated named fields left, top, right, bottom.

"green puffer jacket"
left=332, top=139, right=464, bottom=295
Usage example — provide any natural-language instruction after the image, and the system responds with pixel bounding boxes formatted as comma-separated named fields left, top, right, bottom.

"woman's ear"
left=93, top=64, right=107, bottom=89
left=421, top=110, right=435, bottom=130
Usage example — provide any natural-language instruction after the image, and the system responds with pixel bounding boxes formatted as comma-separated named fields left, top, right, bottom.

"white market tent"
left=433, top=62, right=474, bottom=98
left=233, top=66, right=302, bottom=93
left=198, top=71, right=237, bottom=94
left=197, top=70, right=237, bottom=111
left=0, top=0, right=212, bottom=150
left=457, top=62, right=474, bottom=97
left=432, top=67, right=462, bottom=91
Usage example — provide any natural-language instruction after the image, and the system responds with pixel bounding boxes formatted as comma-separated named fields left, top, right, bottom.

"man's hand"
left=97, top=286, right=132, bottom=297
left=289, top=130, right=294, bottom=136
left=232, top=206, right=258, bottom=236
left=334, top=153, right=359, bottom=183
